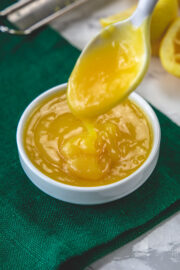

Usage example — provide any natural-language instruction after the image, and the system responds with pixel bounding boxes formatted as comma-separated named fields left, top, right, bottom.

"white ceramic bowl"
left=16, top=83, right=161, bottom=205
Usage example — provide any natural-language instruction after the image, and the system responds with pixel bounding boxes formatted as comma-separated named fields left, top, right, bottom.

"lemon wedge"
left=160, top=17, right=180, bottom=77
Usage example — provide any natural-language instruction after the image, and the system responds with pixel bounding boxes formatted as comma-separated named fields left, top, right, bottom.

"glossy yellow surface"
left=24, top=91, right=153, bottom=187
left=67, top=23, right=146, bottom=118
left=160, top=17, right=180, bottom=77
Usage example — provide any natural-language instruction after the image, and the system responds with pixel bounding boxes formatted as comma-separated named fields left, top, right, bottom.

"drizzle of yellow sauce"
left=67, top=23, right=146, bottom=118
left=24, top=91, right=152, bottom=187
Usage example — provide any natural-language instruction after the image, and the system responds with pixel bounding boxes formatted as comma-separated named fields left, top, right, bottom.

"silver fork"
left=0, top=0, right=89, bottom=35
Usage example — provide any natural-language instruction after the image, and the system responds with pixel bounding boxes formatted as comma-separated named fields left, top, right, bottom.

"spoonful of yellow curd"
left=68, top=0, right=159, bottom=118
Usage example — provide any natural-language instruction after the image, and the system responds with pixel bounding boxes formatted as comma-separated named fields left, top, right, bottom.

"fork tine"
left=0, top=0, right=35, bottom=16
left=0, top=0, right=89, bottom=35
left=24, top=0, right=89, bottom=34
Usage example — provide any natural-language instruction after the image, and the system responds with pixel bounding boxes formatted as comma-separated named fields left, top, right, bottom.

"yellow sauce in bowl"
left=24, top=90, right=152, bottom=187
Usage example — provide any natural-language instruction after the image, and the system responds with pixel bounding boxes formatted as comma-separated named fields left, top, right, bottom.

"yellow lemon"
left=160, top=17, right=180, bottom=77
left=151, top=0, right=178, bottom=55
left=100, top=0, right=178, bottom=56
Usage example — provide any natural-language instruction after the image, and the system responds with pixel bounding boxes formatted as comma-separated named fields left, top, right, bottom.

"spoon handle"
left=131, top=0, right=159, bottom=27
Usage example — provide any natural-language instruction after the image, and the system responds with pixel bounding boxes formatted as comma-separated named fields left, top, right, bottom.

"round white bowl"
left=16, top=83, right=161, bottom=205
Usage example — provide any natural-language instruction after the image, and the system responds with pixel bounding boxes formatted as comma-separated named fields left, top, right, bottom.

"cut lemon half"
left=160, top=17, right=180, bottom=77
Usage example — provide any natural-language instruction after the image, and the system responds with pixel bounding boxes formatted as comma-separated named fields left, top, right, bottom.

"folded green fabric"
left=0, top=0, right=16, bottom=10
left=0, top=24, right=180, bottom=270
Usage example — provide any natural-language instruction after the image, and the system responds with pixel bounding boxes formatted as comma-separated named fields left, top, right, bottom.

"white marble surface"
left=8, top=0, right=180, bottom=269
left=87, top=213, right=180, bottom=270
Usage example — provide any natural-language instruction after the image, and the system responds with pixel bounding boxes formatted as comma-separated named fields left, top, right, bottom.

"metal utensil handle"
left=0, top=0, right=89, bottom=35
left=131, top=0, right=159, bottom=27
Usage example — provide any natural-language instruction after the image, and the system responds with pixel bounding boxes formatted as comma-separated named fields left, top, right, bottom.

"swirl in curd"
left=24, top=91, right=152, bottom=187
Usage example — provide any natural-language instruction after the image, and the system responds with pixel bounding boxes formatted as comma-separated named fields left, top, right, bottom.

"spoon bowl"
left=67, top=0, right=159, bottom=118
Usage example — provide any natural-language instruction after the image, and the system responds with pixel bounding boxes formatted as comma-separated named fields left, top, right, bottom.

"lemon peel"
left=160, top=17, right=180, bottom=77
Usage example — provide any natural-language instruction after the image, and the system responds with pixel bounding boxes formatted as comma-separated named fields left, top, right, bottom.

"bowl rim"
left=16, top=83, right=161, bottom=192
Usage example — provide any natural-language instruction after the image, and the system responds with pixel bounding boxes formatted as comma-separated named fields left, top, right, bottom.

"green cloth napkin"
left=0, top=0, right=18, bottom=11
left=0, top=22, right=180, bottom=270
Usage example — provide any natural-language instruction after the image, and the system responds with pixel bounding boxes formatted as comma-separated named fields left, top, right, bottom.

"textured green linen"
left=0, top=0, right=17, bottom=10
left=0, top=23, right=180, bottom=270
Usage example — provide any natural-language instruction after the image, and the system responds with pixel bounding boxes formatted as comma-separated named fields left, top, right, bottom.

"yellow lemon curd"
left=24, top=91, right=152, bottom=187
left=67, top=23, right=146, bottom=117
left=24, top=22, right=153, bottom=187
